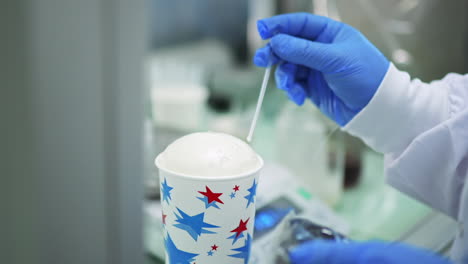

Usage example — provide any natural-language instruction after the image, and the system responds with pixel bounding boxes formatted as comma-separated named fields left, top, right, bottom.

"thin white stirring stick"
left=247, top=62, right=272, bottom=143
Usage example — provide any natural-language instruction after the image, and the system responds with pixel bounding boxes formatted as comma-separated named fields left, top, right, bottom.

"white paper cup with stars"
left=155, top=132, right=263, bottom=264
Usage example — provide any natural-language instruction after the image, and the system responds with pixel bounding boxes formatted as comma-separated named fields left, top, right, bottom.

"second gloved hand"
left=254, top=13, right=390, bottom=126
left=288, top=240, right=453, bottom=264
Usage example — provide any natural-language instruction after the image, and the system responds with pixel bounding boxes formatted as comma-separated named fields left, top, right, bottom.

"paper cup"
left=156, top=154, right=263, bottom=264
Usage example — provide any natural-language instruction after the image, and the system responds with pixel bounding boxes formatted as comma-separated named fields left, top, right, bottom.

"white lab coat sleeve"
left=343, top=63, right=468, bottom=220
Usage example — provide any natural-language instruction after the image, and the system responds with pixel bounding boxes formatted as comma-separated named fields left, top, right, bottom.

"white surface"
left=344, top=63, right=468, bottom=263
left=157, top=132, right=262, bottom=177
left=399, top=211, right=457, bottom=254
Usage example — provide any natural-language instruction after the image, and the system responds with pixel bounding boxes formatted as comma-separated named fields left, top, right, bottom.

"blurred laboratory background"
left=2, top=0, right=467, bottom=264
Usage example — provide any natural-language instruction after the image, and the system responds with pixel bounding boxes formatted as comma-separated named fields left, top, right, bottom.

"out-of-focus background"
left=2, top=0, right=467, bottom=264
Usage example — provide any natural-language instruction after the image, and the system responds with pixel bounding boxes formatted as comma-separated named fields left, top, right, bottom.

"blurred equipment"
left=151, top=81, right=208, bottom=132
left=147, top=40, right=233, bottom=132
left=273, top=215, right=348, bottom=263
left=149, top=1, right=249, bottom=63
left=205, top=92, right=250, bottom=139
left=147, top=39, right=233, bottom=196
left=276, top=102, right=345, bottom=206
left=148, top=40, right=232, bottom=132
left=247, top=0, right=314, bottom=57
left=249, top=163, right=349, bottom=264
left=328, top=0, right=468, bottom=81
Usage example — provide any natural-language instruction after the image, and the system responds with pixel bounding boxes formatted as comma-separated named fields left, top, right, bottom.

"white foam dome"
left=157, top=132, right=262, bottom=177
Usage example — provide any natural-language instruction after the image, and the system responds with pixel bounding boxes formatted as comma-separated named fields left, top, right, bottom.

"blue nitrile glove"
left=288, top=240, right=453, bottom=264
left=253, top=13, right=390, bottom=126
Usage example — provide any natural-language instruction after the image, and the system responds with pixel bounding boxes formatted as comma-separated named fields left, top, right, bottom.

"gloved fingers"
left=275, top=62, right=307, bottom=105
left=288, top=240, right=365, bottom=264
left=275, top=62, right=309, bottom=90
left=289, top=240, right=454, bottom=264
left=253, top=44, right=281, bottom=67
left=306, top=68, right=349, bottom=126
left=275, top=62, right=296, bottom=91
left=287, top=83, right=307, bottom=105
left=257, top=13, right=338, bottom=40
left=270, top=34, right=336, bottom=72
left=305, top=69, right=323, bottom=106
left=295, top=65, right=310, bottom=82
left=361, top=242, right=454, bottom=264
left=306, top=68, right=338, bottom=114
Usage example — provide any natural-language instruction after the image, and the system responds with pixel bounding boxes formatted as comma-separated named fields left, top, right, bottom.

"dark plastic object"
left=275, top=217, right=348, bottom=263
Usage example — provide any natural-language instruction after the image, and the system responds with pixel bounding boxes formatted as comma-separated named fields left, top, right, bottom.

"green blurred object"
left=297, top=187, right=313, bottom=201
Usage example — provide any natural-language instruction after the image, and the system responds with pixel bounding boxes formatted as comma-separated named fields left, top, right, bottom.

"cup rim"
left=155, top=153, right=264, bottom=181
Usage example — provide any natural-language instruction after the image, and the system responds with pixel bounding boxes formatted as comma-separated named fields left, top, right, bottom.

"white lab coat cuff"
left=343, top=63, right=448, bottom=154
left=343, top=63, right=410, bottom=153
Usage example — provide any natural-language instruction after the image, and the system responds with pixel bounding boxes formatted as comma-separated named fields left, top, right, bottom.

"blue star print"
left=230, top=192, right=236, bottom=199
left=227, top=232, right=244, bottom=245
left=229, top=234, right=252, bottom=264
left=165, top=233, right=198, bottom=264
left=173, top=207, right=219, bottom=241
left=244, top=179, right=257, bottom=208
left=207, top=250, right=213, bottom=256
left=161, top=178, right=173, bottom=204
left=197, top=196, right=221, bottom=209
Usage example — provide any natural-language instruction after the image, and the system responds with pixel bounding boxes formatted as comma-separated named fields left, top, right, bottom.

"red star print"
left=233, top=185, right=240, bottom=192
left=211, top=244, right=218, bottom=251
left=162, top=213, right=167, bottom=225
left=230, top=218, right=249, bottom=238
left=198, top=186, right=224, bottom=204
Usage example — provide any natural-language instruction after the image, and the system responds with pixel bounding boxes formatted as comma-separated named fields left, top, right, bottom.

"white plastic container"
left=151, top=82, right=208, bottom=131
left=275, top=102, right=344, bottom=206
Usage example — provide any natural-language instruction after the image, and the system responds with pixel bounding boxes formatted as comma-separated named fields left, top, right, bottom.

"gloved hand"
left=254, top=13, right=390, bottom=126
left=288, top=240, right=453, bottom=264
